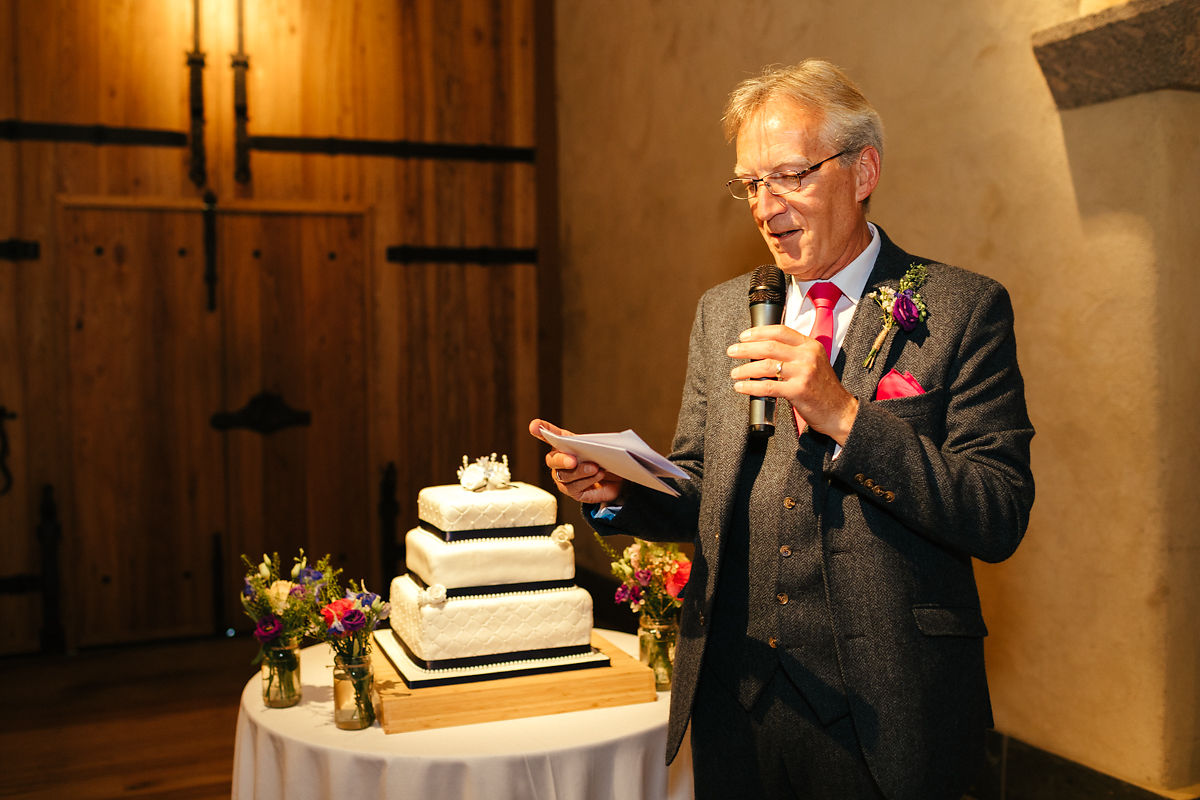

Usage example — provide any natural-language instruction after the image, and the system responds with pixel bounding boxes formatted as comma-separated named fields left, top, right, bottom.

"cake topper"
left=457, top=453, right=512, bottom=491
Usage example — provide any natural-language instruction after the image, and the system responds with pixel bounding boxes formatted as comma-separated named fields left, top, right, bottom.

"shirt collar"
left=790, top=222, right=880, bottom=306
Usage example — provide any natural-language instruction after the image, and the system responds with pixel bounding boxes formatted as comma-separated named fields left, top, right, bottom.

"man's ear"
left=854, top=146, right=881, bottom=203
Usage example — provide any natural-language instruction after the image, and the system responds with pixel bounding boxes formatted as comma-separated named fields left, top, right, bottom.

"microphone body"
left=747, top=264, right=786, bottom=436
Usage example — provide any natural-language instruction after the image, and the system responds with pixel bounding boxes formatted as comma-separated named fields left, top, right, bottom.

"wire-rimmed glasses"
left=725, top=150, right=847, bottom=200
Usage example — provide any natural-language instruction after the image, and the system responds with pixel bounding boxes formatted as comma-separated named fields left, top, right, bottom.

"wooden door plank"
left=220, top=211, right=373, bottom=611
left=63, top=205, right=225, bottom=645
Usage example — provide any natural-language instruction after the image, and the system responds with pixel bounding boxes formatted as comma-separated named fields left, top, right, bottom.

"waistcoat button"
left=783, top=496, right=797, bottom=509
left=777, top=592, right=789, bottom=605
left=779, top=544, right=792, bottom=557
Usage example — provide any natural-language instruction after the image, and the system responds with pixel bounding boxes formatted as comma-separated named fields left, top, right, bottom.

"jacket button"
left=854, top=473, right=866, bottom=484
left=768, top=636, right=779, bottom=649
left=873, top=486, right=884, bottom=496
left=779, top=544, right=792, bottom=557
left=777, top=592, right=789, bottom=605
left=884, top=491, right=896, bottom=502
left=864, top=478, right=876, bottom=489
left=783, top=496, right=797, bottom=509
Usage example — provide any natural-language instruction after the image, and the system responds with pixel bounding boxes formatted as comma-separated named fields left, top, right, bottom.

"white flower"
left=551, top=524, right=575, bottom=547
left=258, top=556, right=271, bottom=581
left=457, top=453, right=512, bottom=491
left=487, top=457, right=511, bottom=489
left=418, top=584, right=448, bottom=608
left=266, top=580, right=295, bottom=613
left=458, top=457, right=489, bottom=491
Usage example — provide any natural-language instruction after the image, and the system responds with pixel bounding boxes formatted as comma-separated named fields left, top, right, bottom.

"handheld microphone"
left=748, top=264, right=786, bottom=436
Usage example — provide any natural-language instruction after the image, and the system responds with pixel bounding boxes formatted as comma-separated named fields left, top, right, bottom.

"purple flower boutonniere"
left=863, top=264, right=929, bottom=370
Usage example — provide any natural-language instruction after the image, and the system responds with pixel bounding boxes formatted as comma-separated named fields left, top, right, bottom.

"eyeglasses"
left=725, top=150, right=847, bottom=200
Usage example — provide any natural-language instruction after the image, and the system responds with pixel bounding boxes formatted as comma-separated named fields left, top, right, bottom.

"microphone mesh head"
left=749, top=264, right=786, bottom=305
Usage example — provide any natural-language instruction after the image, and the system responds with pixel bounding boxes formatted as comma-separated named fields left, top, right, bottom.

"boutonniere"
left=863, top=263, right=928, bottom=370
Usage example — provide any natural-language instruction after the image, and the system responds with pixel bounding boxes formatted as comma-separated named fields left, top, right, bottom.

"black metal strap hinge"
left=0, top=239, right=40, bottom=261
left=386, top=245, right=537, bottom=264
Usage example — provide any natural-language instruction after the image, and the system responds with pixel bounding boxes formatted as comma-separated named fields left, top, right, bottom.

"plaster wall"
left=553, top=0, right=1200, bottom=791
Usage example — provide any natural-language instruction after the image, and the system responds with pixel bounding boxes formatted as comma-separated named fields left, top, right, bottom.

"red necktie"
left=806, top=281, right=842, bottom=360
left=793, top=282, right=842, bottom=433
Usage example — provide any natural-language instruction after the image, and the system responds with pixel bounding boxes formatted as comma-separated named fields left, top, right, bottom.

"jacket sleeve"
left=828, top=279, right=1035, bottom=563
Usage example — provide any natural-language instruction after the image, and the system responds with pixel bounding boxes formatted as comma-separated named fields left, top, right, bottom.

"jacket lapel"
left=838, top=228, right=913, bottom=400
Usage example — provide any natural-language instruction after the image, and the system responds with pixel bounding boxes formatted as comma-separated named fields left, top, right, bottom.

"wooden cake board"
left=372, top=632, right=658, bottom=734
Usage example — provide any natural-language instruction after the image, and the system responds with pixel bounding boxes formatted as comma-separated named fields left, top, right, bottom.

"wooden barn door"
left=216, top=208, right=372, bottom=625
left=62, top=202, right=226, bottom=645
left=60, top=200, right=370, bottom=644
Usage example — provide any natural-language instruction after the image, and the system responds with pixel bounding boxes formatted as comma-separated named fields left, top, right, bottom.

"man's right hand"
left=528, top=418, right=626, bottom=505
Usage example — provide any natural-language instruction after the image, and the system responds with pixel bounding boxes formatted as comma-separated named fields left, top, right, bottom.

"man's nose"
left=750, top=186, right=787, bottom=222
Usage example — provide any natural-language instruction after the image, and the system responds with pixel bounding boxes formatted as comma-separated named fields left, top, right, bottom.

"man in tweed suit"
left=531, top=60, right=1034, bottom=800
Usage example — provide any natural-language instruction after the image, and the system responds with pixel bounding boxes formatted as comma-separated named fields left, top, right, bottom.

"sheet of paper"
left=539, top=428, right=688, bottom=496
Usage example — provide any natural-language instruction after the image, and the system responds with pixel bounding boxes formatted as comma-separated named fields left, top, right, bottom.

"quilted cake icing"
left=390, top=574, right=593, bottom=666
left=388, top=454, right=596, bottom=672
left=417, top=481, right=556, bottom=534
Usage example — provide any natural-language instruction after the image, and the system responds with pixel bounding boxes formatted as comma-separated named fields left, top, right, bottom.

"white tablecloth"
left=232, top=629, right=693, bottom=800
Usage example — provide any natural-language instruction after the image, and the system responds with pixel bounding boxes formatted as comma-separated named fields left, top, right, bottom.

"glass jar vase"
left=332, top=654, right=376, bottom=729
left=260, top=638, right=302, bottom=708
left=638, top=613, right=678, bottom=692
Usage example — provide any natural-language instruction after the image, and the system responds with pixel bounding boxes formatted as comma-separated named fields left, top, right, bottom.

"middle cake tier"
left=404, top=526, right=576, bottom=591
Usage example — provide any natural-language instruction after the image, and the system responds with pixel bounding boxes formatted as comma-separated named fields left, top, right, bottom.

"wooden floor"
left=0, top=636, right=258, bottom=799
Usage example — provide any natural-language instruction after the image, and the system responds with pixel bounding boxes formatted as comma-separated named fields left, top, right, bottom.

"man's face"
left=734, top=99, right=876, bottom=280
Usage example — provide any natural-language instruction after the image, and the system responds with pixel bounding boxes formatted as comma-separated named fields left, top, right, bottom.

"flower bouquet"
left=318, top=580, right=391, bottom=729
left=596, top=535, right=691, bottom=690
left=863, top=263, right=929, bottom=369
left=240, top=550, right=339, bottom=707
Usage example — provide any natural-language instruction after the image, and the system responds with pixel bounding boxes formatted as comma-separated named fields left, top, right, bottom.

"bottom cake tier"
left=375, top=628, right=611, bottom=689
left=389, top=573, right=595, bottom=667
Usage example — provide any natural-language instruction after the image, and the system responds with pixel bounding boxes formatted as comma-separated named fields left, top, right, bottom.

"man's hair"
left=722, top=60, right=884, bottom=167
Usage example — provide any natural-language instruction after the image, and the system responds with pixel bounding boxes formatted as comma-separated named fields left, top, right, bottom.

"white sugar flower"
left=418, top=584, right=448, bottom=608
left=551, top=524, right=575, bottom=547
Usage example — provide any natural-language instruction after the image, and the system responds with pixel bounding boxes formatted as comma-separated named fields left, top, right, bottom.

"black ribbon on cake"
left=388, top=628, right=593, bottom=671
left=420, top=521, right=559, bottom=542
left=410, top=572, right=575, bottom=599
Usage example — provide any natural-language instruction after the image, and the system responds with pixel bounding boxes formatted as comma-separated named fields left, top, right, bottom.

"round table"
left=232, top=629, right=693, bottom=800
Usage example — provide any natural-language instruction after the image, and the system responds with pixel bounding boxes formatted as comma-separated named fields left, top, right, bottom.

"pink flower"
left=665, top=560, right=692, bottom=600
left=321, top=597, right=356, bottom=628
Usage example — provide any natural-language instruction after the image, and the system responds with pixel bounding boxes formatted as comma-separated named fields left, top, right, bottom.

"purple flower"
left=634, top=569, right=652, bottom=587
left=614, top=584, right=631, bottom=604
left=892, top=291, right=921, bottom=332
left=356, top=590, right=379, bottom=609
left=629, top=585, right=644, bottom=603
left=341, top=608, right=367, bottom=633
left=289, top=585, right=305, bottom=597
left=253, top=614, right=283, bottom=643
left=242, top=578, right=255, bottom=598
left=297, top=567, right=323, bottom=583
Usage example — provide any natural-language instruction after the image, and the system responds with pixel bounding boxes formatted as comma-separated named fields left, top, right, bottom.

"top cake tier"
left=417, top=481, right=557, bottom=536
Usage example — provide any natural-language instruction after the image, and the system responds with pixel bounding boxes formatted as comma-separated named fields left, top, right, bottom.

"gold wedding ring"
left=775, top=360, right=784, bottom=379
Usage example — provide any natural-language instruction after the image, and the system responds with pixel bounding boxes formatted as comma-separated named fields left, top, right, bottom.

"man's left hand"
left=727, top=324, right=859, bottom=444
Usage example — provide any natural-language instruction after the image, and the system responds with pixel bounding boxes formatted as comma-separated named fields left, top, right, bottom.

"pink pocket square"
left=875, top=369, right=925, bottom=400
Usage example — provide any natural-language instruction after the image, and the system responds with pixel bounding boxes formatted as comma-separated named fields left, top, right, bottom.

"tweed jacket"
left=588, top=228, right=1035, bottom=800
